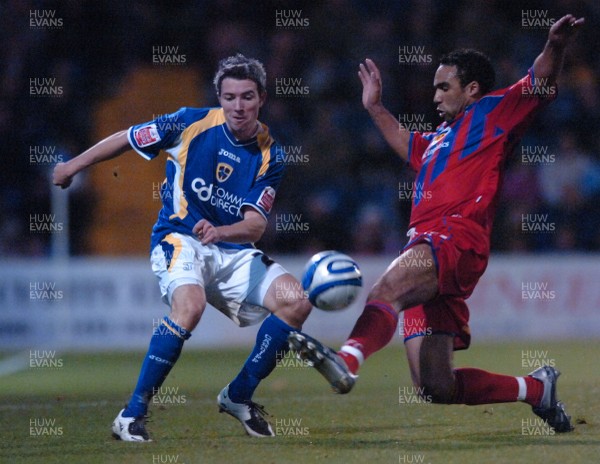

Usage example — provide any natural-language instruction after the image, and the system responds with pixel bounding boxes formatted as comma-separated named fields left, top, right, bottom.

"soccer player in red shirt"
left=289, top=14, right=584, bottom=433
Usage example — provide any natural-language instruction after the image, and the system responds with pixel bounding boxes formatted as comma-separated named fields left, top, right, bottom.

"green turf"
left=1, top=341, right=599, bottom=464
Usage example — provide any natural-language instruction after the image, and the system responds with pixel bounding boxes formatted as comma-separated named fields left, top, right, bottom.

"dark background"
left=5, top=0, right=600, bottom=256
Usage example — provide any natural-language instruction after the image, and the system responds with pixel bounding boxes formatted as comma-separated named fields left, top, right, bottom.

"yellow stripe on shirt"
left=169, top=109, right=227, bottom=220
left=256, top=123, right=274, bottom=178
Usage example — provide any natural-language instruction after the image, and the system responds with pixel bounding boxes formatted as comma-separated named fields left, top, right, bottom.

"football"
left=301, top=250, right=362, bottom=311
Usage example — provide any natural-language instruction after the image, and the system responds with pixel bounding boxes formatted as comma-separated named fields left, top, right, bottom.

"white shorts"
left=150, top=232, right=287, bottom=327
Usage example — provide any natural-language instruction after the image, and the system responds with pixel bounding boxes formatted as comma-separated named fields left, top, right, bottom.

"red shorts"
left=401, top=217, right=489, bottom=350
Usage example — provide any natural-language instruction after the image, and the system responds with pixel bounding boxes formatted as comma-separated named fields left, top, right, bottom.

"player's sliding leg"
left=112, top=284, right=201, bottom=442
left=336, top=244, right=438, bottom=374
left=337, top=300, right=399, bottom=374
left=407, top=333, right=573, bottom=432
left=288, top=244, right=437, bottom=393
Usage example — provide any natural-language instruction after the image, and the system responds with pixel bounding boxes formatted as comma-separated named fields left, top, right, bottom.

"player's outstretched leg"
left=112, top=316, right=191, bottom=442
left=529, top=366, right=573, bottom=433
left=290, top=300, right=398, bottom=394
left=287, top=332, right=357, bottom=394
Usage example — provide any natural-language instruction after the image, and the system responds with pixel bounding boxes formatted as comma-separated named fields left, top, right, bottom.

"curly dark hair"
left=439, top=49, right=495, bottom=95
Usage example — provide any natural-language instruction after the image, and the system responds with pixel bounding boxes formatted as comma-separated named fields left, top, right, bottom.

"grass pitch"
left=1, top=341, right=599, bottom=464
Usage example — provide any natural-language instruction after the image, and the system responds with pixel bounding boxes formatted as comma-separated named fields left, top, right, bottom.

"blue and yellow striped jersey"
left=127, top=107, right=284, bottom=250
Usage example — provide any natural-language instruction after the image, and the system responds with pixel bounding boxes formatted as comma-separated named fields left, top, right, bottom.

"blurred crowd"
left=4, top=0, right=600, bottom=256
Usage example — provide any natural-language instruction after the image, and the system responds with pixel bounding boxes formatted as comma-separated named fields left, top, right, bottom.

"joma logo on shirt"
left=218, top=148, right=241, bottom=163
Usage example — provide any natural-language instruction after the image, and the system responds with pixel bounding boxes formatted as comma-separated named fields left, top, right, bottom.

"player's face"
left=433, top=65, right=474, bottom=122
left=219, top=78, right=266, bottom=140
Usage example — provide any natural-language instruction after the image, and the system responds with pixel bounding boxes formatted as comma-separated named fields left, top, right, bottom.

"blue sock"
left=228, top=314, right=298, bottom=403
left=123, top=316, right=191, bottom=418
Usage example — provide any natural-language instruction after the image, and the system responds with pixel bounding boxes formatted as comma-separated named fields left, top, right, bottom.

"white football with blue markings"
left=301, top=251, right=362, bottom=311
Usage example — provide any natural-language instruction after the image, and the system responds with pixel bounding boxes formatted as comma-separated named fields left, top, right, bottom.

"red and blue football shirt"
left=407, top=69, right=556, bottom=236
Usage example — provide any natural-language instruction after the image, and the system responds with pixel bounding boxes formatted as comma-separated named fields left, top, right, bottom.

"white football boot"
left=217, top=385, right=274, bottom=437
left=111, top=408, right=151, bottom=442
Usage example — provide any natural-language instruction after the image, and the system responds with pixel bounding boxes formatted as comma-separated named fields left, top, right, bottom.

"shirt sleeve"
left=240, top=144, right=286, bottom=220
left=127, top=107, right=209, bottom=160
left=488, top=68, right=557, bottom=134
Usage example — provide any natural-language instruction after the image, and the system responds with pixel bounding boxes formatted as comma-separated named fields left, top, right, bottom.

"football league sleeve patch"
left=127, top=108, right=190, bottom=160
left=241, top=185, right=276, bottom=221
left=257, top=187, right=276, bottom=214
left=241, top=160, right=284, bottom=220
left=134, top=124, right=161, bottom=148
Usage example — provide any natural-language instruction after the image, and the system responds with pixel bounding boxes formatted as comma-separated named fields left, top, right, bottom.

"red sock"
left=453, top=368, right=520, bottom=405
left=524, top=376, right=544, bottom=407
left=338, top=301, right=398, bottom=374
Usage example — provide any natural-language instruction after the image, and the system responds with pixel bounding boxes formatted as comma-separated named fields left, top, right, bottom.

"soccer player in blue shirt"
left=53, top=54, right=353, bottom=440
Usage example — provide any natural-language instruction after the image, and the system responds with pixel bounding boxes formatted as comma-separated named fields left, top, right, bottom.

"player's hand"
left=193, top=219, right=221, bottom=245
left=358, top=58, right=383, bottom=112
left=547, top=14, right=584, bottom=48
left=52, top=162, right=74, bottom=189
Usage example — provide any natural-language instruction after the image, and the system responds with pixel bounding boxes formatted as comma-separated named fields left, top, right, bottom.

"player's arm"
left=53, top=130, right=131, bottom=189
left=359, top=58, right=410, bottom=162
left=532, top=14, right=584, bottom=84
left=192, top=207, right=267, bottom=245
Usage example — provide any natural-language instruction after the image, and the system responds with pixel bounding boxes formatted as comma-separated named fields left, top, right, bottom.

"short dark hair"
left=213, top=53, right=267, bottom=96
left=439, top=49, right=495, bottom=95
